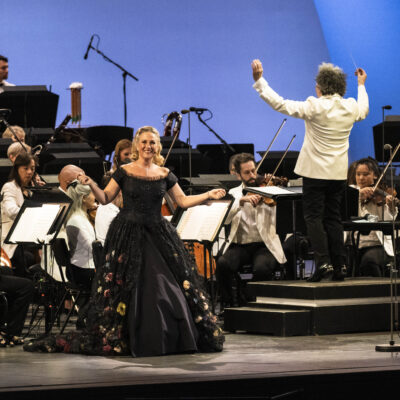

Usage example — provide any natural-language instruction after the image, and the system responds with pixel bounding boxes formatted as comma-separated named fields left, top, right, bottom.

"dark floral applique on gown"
left=24, top=168, right=224, bottom=356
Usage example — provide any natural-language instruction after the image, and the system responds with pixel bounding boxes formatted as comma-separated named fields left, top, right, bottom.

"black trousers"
left=302, top=177, right=346, bottom=268
left=216, top=242, right=278, bottom=304
left=359, top=246, right=389, bottom=277
left=0, top=268, right=34, bottom=336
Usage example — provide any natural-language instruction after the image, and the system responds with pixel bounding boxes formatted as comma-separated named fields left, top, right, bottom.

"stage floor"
left=1, top=331, right=400, bottom=399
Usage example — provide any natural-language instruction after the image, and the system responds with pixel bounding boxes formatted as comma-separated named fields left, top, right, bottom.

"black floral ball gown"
left=24, top=168, right=224, bottom=356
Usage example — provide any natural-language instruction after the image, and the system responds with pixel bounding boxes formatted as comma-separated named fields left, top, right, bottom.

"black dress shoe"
left=332, top=265, right=347, bottom=281
left=307, top=264, right=334, bottom=282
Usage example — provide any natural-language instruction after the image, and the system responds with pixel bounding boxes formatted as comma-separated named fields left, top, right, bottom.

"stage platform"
left=1, top=331, right=400, bottom=399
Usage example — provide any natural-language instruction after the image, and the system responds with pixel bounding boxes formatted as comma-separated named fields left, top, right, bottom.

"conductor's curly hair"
left=315, top=62, right=347, bottom=97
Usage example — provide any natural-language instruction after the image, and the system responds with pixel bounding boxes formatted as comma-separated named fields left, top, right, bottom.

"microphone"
left=384, top=143, right=393, bottom=150
left=84, top=35, right=94, bottom=60
left=382, top=105, right=392, bottom=110
left=180, top=107, right=209, bottom=114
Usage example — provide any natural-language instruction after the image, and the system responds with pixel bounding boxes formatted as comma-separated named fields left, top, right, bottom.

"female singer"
left=24, top=126, right=226, bottom=357
left=110, top=139, right=132, bottom=172
left=1, top=153, right=37, bottom=277
left=349, top=158, right=397, bottom=276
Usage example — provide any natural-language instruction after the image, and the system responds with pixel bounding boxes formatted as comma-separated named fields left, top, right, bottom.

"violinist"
left=347, top=158, right=397, bottom=277
left=252, top=59, right=369, bottom=282
left=216, top=153, right=286, bottom=308
left=1, top=153, right=38, bottom=277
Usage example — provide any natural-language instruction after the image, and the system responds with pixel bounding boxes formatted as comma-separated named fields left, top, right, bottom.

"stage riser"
left=247, top=279, right=400, bottom=300
left=224, top=307, right=311, bottom=336
left=224, top=302, right=394, bottom=336
left=224, top=278, right=400, bottom=336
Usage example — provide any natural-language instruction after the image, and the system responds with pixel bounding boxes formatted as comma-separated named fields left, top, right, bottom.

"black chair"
left=50, top=238, right=88, bottom=333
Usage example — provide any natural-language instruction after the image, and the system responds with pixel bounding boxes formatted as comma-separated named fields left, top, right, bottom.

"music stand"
left=373, top=121, right=400, bottom=163
left=5, top=188, right=72, bottom=333
left=171, top=197, right=234, bottom=312
left=0, top=86, right=59, bottom=128
left=84, top=125, right=134, bottom=156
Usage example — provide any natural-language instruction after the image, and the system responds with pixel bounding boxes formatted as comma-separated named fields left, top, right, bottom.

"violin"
left=249, top=174, right=288, bottom=207
left=362, top=184, right=399, bottom=207
left=87, top=205, right=98, bottom=226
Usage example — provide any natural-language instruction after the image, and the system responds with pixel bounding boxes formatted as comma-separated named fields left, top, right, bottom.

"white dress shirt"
left=95, top=203, right=119, bottom=245
left=66, top=212, right=96, bottom=269
left=253, top=77, right=369, bottom=180
left=223, top=184, right=286, bottom=264
left=0, top=80, right=15, bottom=94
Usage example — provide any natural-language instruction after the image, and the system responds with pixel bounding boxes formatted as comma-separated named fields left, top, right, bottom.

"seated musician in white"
left=216, top=153, right=286, bottom=307
left=347, top=157, right=397, bottom=276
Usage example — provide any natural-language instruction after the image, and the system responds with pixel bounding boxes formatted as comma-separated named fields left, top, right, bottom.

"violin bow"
left=373, top=142, right=400, bottom=192
left=255, top=118, right=287, bottom=174
left=264, top=134, right=296, bottom=186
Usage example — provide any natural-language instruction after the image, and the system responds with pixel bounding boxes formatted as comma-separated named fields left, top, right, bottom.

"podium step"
left=223, top=307, right=311, bottom=336
left=224, top=278, right=398, bottom=336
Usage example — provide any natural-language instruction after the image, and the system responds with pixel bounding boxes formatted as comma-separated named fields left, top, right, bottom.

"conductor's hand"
left=355, top=68, right=367, bottom=85
left=208, top=188, right=226, bottom=200
left=77, top=172, right=92, bottom=185
left=251, top=59, right=263, bottom=82
left=240, top=194, right=262, bottom=207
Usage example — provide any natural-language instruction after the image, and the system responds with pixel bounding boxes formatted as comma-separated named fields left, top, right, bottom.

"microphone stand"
left=88, top=44, right=139, bottom=127
left=376, top=143, right=400, bottom=352
left=196, top=112, right=235, bottom=154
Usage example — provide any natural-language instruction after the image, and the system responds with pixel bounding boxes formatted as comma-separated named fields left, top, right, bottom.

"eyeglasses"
left=66, top=180, right=79, bottom=189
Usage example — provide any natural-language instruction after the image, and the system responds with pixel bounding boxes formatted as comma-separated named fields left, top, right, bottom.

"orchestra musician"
left=251, top=59, right=369, bottom=282
left=7, top=142, right=32, bottom=164
left=0, top=266, right=34, bottom=347
left=2, top=126, right=26, bottom=142
left=110, top=139, right=132, bottom=172
left=216, top=153, right=287, bottom=308
left=347, top=158, right=397, bottom=277
left=0, top=55, right=14, bottom=93
left=1, top=153, right=38, bottom=277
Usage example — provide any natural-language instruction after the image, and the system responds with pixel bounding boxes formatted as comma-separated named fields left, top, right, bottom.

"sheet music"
left=252, top=186, right=295, bottom=195
left=9, top=204, right=62, bottom=243
left=177, top=201, right=230, bottom=242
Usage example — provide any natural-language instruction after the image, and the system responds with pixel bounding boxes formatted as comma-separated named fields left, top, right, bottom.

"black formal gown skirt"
left=24, top=210, right=224, bottom=356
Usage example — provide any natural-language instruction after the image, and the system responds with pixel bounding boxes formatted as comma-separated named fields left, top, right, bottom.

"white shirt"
left=66, top=212, right=96, bottom=269
left=224, top=184, right=286, bottom=263
left=95, top=203, right=119, bottom=245
left=253, top=77, right=369, bottom=180
left=0, top=80, right=15, bottom=94
left=234, top=202, right=263, bottom=244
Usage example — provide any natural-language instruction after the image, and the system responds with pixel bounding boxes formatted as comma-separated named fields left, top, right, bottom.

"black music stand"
left=84, top=125, right=134, bottom=156
left=373, top=120, right=400, bottom=163
left=0, top=86, right=59, bottom=128
left=171, top=198, right=233, bottom=312
left=5, top=188, right=72, bottom=333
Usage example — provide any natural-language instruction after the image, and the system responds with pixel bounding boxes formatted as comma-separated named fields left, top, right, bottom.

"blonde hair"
left=3, top=126, right=26, bottom=142
left=7, top=142, right=32, bottom=159
left=131, top=126, right=164, bottom=166
left=65, top=181, right=92, bottom=222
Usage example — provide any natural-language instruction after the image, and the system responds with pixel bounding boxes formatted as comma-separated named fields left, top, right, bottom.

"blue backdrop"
left=1, top=0, right=399, bottom=163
